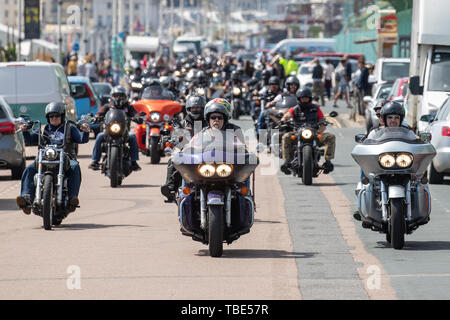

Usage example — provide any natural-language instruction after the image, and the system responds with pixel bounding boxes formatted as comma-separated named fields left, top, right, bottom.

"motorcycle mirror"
left=355, top=134, right=366, bottom=143
left=139, top=111, right=147, bottom=117
left=419, top=132, right=432, bottom=142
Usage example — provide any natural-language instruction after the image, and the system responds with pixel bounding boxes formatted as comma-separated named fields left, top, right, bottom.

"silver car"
left=424, top=97, right=450, bottom=184
left=0, top=96, right=26, bottom=179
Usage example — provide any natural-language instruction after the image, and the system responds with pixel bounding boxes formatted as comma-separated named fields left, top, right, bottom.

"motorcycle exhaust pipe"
left=405, top=180, right=412, bottom=221
left=380, top=180, right=388, bottom=222
left=225, top=188, right=231, bottom=228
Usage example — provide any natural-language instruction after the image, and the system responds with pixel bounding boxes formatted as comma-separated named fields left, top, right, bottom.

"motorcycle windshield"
left=141, top=86, right=174, bottom=100
left=364, top=127, right=420, bottom=144
left=173, top=129, right=259, bottom=183
left=275, top=95, right=297, bottom=110
left=104, top=108, right=127, bottom=126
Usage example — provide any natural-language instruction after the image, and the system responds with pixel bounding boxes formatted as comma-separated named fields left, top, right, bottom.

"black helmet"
left=186, top=94, right=206, bottom=120
left=285, top=76, right=300, bottom=90
left=268, top=76, right=280, bottom=86
left=296, top=88, right=312, bottom=100
left=45, top=102, right=65, bottom=122
left=111, top=85, right=128, bottom=107
left=204, top=98, right=232, bottom=121
left=261, top=69, right=271, bottom=82
left=381, top=101, right=405, bottom=125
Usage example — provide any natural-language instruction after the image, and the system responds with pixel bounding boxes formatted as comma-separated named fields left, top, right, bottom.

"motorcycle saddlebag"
left=230, top=193, right=254, bottom=233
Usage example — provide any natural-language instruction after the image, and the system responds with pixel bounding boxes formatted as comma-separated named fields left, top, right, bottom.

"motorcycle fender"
left=388, top=185, right=405, bottom=199
left=149, top=127, right=160, bottom=137
left=207, top=190, right=224, bottom=205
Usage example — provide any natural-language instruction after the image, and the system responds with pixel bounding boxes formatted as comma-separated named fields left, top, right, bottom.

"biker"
left=88, top=86, right=142, bottom=171
left=224, top=70, right=243, bottom=99
left=16, top=102, right=90, bottom=214
left=160, top=94, right=208, bottom=202
left=279, top=88, right=336, bottom=175
left=256, top=76, right=283, bottom=135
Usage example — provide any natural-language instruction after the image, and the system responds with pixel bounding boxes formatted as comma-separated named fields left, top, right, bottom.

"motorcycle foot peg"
left=361, top=221, right=371, bottom=229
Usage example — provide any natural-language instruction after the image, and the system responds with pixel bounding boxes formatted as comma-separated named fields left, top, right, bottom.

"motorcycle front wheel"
left=150, top=136, right=161, bottom=164
left=110, top=146, right=121, bottom=188
left=390, top=198, right=406, bottom=249
left=302, top=145, right=313, bottom=185
left=208, top=206, right=224, bottom=257
left=42, top=174, right=54, bottom=230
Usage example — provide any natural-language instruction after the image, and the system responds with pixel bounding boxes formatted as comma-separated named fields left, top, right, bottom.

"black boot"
left=280, top=160, right=292, bottom=175
left=322, top=160, right=334, bottom=174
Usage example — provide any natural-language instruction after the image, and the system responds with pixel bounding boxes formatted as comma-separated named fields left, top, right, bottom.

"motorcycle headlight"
left=396, top=153, right=413, bottom=168
left=378, top=153, right=396, bottom=168
left=150, top=112, right=161, bottom=122
left=233, top=87, right=241, bottom=95
left=109, top=123, right=121, bottom=134
left=216, top=164, right=233, bottom=177
left=44, top=147, right=57, bottom=160
left=301, top=129, right=313, bottom=140
left=213, top=72, right=218, bottom=78
left=175, top=71, right=181, bottom=77
left=197, top=88, right=205, bottom=96
left=198, top=164, right=215, bottom=177
left=242, top=87, right=247, bottom=92
left=131, top=82, right=143, bottom=89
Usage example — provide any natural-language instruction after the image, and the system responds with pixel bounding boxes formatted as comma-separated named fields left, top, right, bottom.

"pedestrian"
left=84, top=54, right=97, bottom=82
left=312, top=58, right=325, bottom=106
left=333, top=56, right=351, bottom=109
left=354, top=57, right=370, bottom=115
left=67, top=54, right=78, bottom=76
left=324, top=59, right=334, bottom=100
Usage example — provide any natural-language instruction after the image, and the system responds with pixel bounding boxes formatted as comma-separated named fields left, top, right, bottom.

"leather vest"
left=292, top=104, right=319, bottom=126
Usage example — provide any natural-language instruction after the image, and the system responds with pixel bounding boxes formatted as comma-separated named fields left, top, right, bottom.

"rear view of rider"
left=88, top=86, right=142, bottom=171
left=16, top=102, right=90, bottom=214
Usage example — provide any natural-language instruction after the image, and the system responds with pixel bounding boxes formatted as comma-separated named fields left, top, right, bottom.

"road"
left=0, top=99, right=449, bottom=300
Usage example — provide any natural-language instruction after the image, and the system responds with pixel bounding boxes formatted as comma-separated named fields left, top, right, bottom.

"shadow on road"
left=312, top=182, right=351, bottom=187
left=119, top=184, right=160, bottom=188
left=75, top=154, right=92, bottom=159
left=196, top=249, right=317, bottom=259
left=0, top=199, right=18, bottom=210
left=254, top=219, right=282, bottom=224
left=376, top=241, right=450, bottom=251
left=54, top=223, right=149, bottom=230
left=0, top=176, right=13, bottom=181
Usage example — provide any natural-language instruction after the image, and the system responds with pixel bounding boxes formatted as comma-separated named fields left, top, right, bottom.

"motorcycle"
left=132, top=86, right=182, bottom=164
left=98, top=109, right=136, bottom=187
left=231, top=86, right=248, bottom=120
left=172, top=129, right=259, bottom=257
left=352, top=127, right=436, bottom=249
left=17, top=115, right=93, bottom=230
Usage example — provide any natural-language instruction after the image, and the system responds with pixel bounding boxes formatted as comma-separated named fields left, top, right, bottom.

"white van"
left=0, top=62, right=77, bottom=123
left=270, top=38, right=337, bottom=57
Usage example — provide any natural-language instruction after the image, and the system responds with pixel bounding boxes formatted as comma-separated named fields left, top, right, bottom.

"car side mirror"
left=419, top=132, right=432, bottom=142
left=420, top=114, right=434, bottom=123
left=409, top=76, right=423, bottom=95
left=355, top=134, right=366, bottom=143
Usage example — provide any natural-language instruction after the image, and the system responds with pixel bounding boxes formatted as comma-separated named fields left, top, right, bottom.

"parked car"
left=371, top=58, right=410, bottom=87
left=387, top=77, right=409, bottom=101
left=0, top=62, right=77, bottom=138
left=92, top=82, right=113, bottom=107
left=0, top=96, right=26, bottom=180
left=363, top=82, right=393, bottom=132
left=423, top=97, right=450, bottom=184
left=296, top=62, right=326, bottom=90
left=68, top=76, right=102, bottom=136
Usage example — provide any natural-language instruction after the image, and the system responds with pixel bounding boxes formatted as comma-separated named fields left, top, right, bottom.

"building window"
left=5, top=10, right=9, bottom=18
left=107, top=2, right=112, bottom=9
left=399, top=36, right=410, bottom=58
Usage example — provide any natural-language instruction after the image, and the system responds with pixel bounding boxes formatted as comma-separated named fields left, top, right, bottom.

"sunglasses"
left=387, top=115, right=401, bottom=120
left=210, top=115, right=224, bottom=120
left=48, top=114, right=61, bottom=119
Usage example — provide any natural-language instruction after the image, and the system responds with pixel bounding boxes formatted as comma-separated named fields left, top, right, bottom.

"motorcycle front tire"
left=390, top=198, right=406, bottom=249
left=42, top=174, right=54, bottom=230
left=208, top=206, right=224, bottom=257
left=150, top=136, right=161, bottom=164
left=110, top=146, right=121, bottom=188
left=302, top=145, right=313, bottom=186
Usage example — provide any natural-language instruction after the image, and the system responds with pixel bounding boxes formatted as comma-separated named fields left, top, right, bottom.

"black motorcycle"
left=98, top=109, right=137, bottom=187
left=173, top=129, right=259, bottom=257
left=18, top=116, right=92, bottom=230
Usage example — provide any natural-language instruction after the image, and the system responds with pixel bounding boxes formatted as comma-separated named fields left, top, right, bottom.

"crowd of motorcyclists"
left=14, top=49, right=435, bottom=252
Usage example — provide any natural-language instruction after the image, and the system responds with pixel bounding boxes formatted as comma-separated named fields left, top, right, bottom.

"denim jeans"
left=92, top=132, right=139, bottom=162
left=21, top=159, right=81, bottom=201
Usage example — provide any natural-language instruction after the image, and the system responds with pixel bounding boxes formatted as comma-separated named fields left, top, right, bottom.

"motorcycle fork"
left=35, top=150, right=44, bottom=204
left=199, top=188, right=231, bottom=230
left=145, top=124, right=150, bottom=150
left=56, top=152, right=65, bottom=206
left=380, top=179, right=412, bottom=222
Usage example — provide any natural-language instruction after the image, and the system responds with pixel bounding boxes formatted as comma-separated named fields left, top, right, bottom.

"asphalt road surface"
left=0, top=99, right=449, bottom=299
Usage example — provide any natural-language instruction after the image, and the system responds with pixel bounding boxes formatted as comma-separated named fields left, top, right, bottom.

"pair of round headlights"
left=198, top=164, right=233, bottom=178
left=378, top=153, right=413, bottom=169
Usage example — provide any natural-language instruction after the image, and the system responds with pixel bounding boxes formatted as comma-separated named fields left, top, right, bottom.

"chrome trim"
left=200, top=188, right=207, bottom=230
left=225, top=188, right=231, bottom=227
left=380, top=180, right=388, bottom=222
left=405, top=181, right=412, bottom=221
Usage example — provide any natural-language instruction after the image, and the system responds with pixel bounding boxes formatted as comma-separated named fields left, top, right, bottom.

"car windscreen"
left=377, top=85, right=393, bottom=99
left=381, top=62, right=410, bottom=82
left=93, top=84, right=112, bottom=95
left=428, top=52, right=450, bottom=92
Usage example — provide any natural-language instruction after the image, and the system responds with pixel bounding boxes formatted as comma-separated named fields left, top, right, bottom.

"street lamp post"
left=57, top=0, right=62, bottom=64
